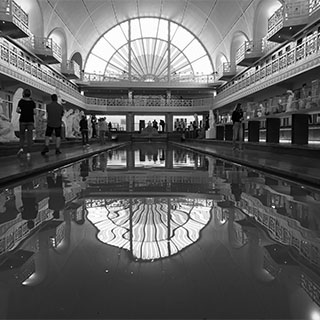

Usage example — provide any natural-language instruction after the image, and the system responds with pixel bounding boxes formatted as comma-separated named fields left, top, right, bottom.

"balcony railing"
left=216, top=62, right=237, bottom=80
left=0, top=0, right=30, bottom=38
left=85, top=97, right=213, bottom=108
left=32, top=36, right=62, bottom=64
left=61, top=60, right=81, bottom=79
left=309, top=0, right=320, bottom=13
left=267, top=1, right=309, bottom=41
left=216, top=31, right=320, bottom=102
left=0, top=37, right=82, bottom=100
left=80, top=72, right=218, bottom=85
left=236, top=40, right=263, bottom=66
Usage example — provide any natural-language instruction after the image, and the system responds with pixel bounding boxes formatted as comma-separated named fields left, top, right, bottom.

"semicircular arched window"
left=85, top=17, right=213, bottom=82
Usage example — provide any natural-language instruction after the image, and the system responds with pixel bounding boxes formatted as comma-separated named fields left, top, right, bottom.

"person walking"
left=232, top=103, right=244, bottom=150
left=16, top=88, right=36, bottom=160
left=80, top=114, right=89, bottom=147
left=41, top=94, right=64, bottom=155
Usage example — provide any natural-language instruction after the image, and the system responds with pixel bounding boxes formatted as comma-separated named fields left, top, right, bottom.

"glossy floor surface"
left=0, top=142, right=320, bottom=319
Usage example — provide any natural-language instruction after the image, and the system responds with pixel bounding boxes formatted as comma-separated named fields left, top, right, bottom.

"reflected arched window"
left=85, top=18, right=213, bottom=81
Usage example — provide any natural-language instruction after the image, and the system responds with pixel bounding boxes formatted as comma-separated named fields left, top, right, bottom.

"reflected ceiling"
left=86, top=197, right=213, bottom=261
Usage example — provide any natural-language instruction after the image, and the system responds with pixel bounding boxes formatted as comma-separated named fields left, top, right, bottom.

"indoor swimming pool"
left=0, top=143, right=319, bottom=319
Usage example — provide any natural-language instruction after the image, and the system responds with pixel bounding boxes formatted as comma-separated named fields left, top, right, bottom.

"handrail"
left=81, top=71, right=218, bottom=84
left=0, top=37, right=82, bottom=101
left=85, top=96, right=213, bottom=108
left=217, top=31, right=320, bottom=101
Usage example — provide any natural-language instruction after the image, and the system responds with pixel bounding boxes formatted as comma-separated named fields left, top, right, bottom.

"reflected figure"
left=47, top=171, right=65, bottom=219
left=80, top=159, right=90, bottom=179
left=21, top=181, right=38, bottom=229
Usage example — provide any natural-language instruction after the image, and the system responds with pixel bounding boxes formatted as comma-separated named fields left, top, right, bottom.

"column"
left=216, top=125, right=225, bottom=140
left=266, top=118, right=280, bottom=143
left=248, top=120, right=260, bottom=142
left=291, top=113, right=308, bottom=145
left=126, top=113, right=134, bottom=132
left=225, top=124, right=233, bottom=141
left=165, top=113, right=173, bottom=132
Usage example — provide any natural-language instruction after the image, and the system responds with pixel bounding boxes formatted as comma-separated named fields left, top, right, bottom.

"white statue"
left=72, top=109, right=81, bottom=137
left=286, top=90, right=294, bottom=112
left=206, top=110, right=216, bottom=139
left=0, top=99, right=18, bottom=142
left=63, top=109, right=74, bottom=138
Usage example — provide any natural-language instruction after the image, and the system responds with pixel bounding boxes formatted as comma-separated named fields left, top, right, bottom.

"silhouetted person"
left=21, top=181, right=38, bottom=229
left=47, top=172, right=65, bottom=219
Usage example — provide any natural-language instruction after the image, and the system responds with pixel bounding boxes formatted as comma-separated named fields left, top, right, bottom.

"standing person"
left=47, top=171, right=65, bottom=219
left=232, top=103, right=244, bottom=150
left=99, top=117, right=107, bottom=144
left=21, top=180, right=38, bottom=230
left=41, top=94, right=64, bottom=155
left=80, top=114, right=89, bottom=147
left=16, top=88, right=36, bottom=159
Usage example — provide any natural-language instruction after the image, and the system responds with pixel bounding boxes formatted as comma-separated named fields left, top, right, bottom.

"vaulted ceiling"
left=15, top=0, right=280, bottom=70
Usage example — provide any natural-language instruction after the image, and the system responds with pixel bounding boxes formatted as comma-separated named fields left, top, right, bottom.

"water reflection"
left=86, top=197, right=212, bottom=261
left=0, top=143, right=319, bottom=318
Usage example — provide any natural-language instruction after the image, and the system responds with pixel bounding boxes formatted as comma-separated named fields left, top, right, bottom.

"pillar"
left=291, top=113, right=308, bottom=145
left=248, top=120, right=260, bottom=142
left=216, top=125, right=225, bottom=140
left=266, top=118, right=280, bottom=143
left=165, top=113, right=173, bottom=132
left=126, top=113, right=134, bottom=132
left=225, top=124, right=233, bottom=141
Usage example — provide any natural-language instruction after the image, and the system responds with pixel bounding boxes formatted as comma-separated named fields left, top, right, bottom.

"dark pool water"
left=0, top=143, right=319, bottom=319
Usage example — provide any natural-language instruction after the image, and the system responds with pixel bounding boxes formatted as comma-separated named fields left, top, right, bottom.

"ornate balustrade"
left=216, top=62, right=237, bottom=81
left=81, top=71, right=218, bottom=85
left=61, top=60, right=81, bottom=79
left=267, top=1, right=309, bottom=39
left=0, top=37, right=83, bottom=101
left=32, top=36, right=62, bottom=64
left=0, top=0, right=30, bottom=38
left=309, top=0, right=320, bottom=13
left=85, top=97, right=213, bottom=109
left=215, top=31, right=320, bottom=107
left=236, top=40, right=263, bottom=66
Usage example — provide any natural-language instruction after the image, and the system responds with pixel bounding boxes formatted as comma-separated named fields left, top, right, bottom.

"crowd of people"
left=16, top=88, right=115, bottom=159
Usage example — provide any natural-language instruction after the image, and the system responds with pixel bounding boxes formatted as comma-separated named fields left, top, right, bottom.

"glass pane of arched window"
left=157, top=19, right=168, bottom=40
left=141, top=18, right=158, bottom=38
left=85, top=17, right=213, bottom=81
left=92, top=38, right=115, bottom=61
left=191, top=56, right=213, bottom=74
left=131, top=18, right=141, bottom=40
left=105, top=25, right=127, bottom=50
left=85, top=54, right=107, bottom=74
left=183, top=39, right=206, bottom=62
left=171, top=25, right=193, bottom=49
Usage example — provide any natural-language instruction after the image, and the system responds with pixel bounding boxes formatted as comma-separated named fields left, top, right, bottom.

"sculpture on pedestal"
left=0, top=98, right=18, bottom=142
left=63, top=109, right=75, bottom=138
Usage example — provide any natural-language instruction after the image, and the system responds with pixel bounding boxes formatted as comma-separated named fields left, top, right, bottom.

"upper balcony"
left=236, top=40, right=264, bottom=67
left=85, top=96, right=214, bottom=113
left=267, top=1, right=309, bottom=43
left=61, top=60, right=81, bottom=80
left=76, top=72, right=222, bottom=89
left=215, top=29, right=320, bottom=109
left=0, top=0, right=30, bottom=38
left=216, top=62, right=237, bottom=81
left=32, top=36, right=62, bottom=64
